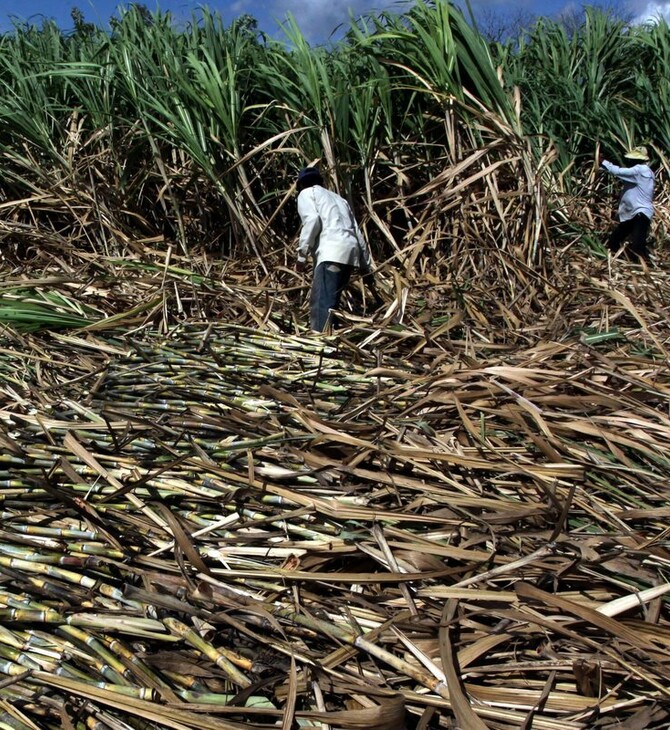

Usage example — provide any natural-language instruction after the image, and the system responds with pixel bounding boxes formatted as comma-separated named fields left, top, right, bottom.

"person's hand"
left=362, top=271, right=383, bottom=308
left=296, top=259, right=306, bottom=274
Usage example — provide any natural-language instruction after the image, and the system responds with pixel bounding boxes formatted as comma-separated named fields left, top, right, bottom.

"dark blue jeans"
left=310, top=261, right=353, bottom=331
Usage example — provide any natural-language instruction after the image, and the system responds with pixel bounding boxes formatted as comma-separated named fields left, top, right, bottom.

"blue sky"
left=0, top=0, right=663, bottom=41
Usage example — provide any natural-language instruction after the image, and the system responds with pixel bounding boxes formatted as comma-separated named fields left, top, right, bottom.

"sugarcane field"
left=0, top=1, right=670, bottom=728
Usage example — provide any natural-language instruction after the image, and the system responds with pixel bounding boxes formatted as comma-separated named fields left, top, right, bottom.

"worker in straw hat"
left=600, top=145, right=655, bottom=262
left=295, top=166, right=376, bottom=332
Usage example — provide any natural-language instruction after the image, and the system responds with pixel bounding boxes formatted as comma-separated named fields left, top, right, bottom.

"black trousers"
left=607, top=213, right=651, bottom=260
left=310, top=261, right=353, bottom=332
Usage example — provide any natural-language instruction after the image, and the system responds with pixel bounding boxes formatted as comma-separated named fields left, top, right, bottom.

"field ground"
left=0, top=244, right=668, bottom=730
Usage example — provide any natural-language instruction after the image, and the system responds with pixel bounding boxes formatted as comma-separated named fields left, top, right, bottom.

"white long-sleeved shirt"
left=601, top=160, right=654, bottom=222
left=297, top=185, right=372, bottom=270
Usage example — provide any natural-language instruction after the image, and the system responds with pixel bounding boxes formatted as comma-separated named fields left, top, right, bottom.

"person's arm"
left=601, top=160, right=641, bottom=183
left=351, top=212, right=382, bottom=306
left=347, top=200, right=371, bottom=272
left=354, top=219, right=372, bottom=273
left=297, top=190, right=321, bottom=266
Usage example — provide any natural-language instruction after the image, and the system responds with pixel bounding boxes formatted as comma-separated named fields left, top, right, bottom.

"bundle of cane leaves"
left=0, top=289, right=101, bottom=333
left=0, top=320, right=668, bottom=729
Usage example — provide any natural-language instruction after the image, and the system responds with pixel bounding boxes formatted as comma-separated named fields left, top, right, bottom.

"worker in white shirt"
left=296, top=167, right=374, bottom=331
left=601, top=146, right=655, bottom=262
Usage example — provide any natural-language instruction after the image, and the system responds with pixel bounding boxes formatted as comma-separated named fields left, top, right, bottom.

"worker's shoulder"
left=631, top=164, right=655, bottom=180
left=319, top=186, right=345, bottom=199
left=317, top=187, right=352, bottom=210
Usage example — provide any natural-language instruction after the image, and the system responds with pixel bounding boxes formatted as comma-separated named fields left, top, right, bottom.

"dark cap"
left=297, top=166, right=323, bottom=190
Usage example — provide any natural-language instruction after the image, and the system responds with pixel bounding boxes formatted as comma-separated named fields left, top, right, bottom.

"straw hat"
left=624, top=145, right=649, bottom=162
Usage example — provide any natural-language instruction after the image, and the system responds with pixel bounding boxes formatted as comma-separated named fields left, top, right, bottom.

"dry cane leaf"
left=439, top=599, right=490, bottom=730
left=300, top=694, right=407, bottom=730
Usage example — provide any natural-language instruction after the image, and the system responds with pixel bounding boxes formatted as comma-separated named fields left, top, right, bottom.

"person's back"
left=295, top=167, right=372, bottom=331
left=297, top=184, right=369, bottom=269
left=601, top=160, right=654, bottom=222
left=601, top=146, right=655, bottom=262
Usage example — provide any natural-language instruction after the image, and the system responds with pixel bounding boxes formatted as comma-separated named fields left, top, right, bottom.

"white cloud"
left=244, top=1, right=660, bottom=42
left=268, top=1, right=411, bottom=43
left=632, top=1, right=670, bottom=23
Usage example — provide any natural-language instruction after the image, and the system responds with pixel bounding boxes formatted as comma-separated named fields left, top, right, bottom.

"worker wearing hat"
left=601, top=146, right=655, bottom=261
left=295, top=167, right=373, bottom=331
